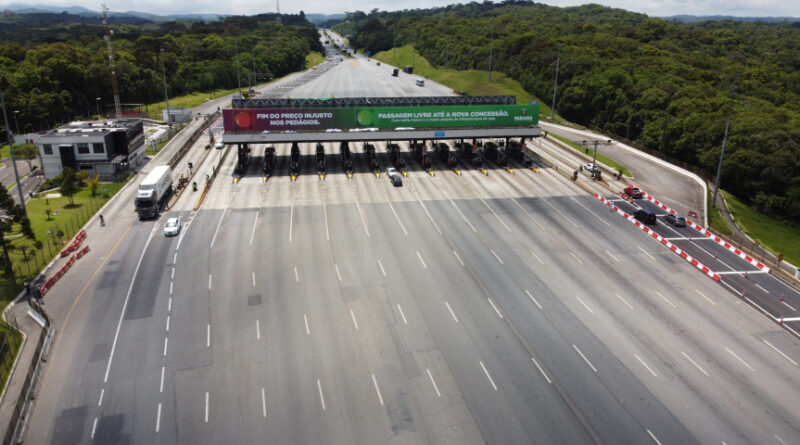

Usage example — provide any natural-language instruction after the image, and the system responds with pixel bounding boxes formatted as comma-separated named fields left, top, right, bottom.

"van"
left=416, top=79, right=425, bottom=87
left=633, top=209, right=657, bottom=225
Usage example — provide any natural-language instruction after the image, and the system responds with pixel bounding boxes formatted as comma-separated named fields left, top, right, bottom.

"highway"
left=24, top=35, right=800, bottom=445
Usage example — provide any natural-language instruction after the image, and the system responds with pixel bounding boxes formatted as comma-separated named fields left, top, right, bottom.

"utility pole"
left=551, top=43, right=561, bottom=120
left=102, top=2, right=122, bottom=118
left=251, top=41, right=256, bottom=91
left=488, top=33, right=493, bottom=83
left=0, top=86, right=27, bottom=217
left=236, top=39, right=242, bottom=99
left=393, top=28, right=396, bottom=57
left=160, top=49, right=171, bottom=126
left=712, top=85, right=736, bottom=208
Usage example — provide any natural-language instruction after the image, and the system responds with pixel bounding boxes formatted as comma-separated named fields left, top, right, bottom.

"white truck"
left=135, top=165, right=173, bottom=219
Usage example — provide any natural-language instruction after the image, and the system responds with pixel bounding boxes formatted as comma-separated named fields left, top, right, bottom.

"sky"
left=1, top=0, right=797, bottom=18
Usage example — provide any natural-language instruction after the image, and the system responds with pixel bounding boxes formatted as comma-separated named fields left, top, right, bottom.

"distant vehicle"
left=584, top=163, right=599, bottom=173
left=392, top=68, right=399, bottom=77
left=214, top=141, right=224, bottom=149
left=135, top=165, right=173, bottom=220
left=634, top=209, right=656, bottom=225
left=376, top=62, right=381, bottom=66
left=324, top=40, right=330, bottom=44
left=624, top=185, right=644, bottom=199
left=416, top=79, right=425, bottom=87
left=665, top=213, right=687, bottom=227
left=403, top=65, right=414, bottom=74
left=390, top=175, right=403, bottom=187
left=387, top=167, right=399, bottom=178
left=163, top=217, right=181, bottom=237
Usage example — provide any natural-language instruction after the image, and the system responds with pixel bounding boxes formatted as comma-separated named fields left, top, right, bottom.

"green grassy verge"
left=0, top=144, right=9, bottom=159
left=306, top=51, right=326, bottom=68
left=549, top=133, right=632, bottom=177
left=146, top=88, right=239, bottom=123
left=708, top=189, right=733, bottom=236
left=0, top=318, right=23, bottom=394
left=722, top=190, right=800, bottom=265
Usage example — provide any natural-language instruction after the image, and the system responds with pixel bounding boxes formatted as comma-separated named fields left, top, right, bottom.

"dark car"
left=634, top=209, right=656, bottom=225
left=390, top=175, right=403, bottom=187
left=665, top=213, right=687, bottom=227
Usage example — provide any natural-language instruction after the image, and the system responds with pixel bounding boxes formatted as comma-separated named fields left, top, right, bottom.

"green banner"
left=356, top=104, right=539, bottom=128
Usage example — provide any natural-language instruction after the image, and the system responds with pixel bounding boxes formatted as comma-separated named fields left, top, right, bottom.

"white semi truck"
left=135, top=165, right=173, bottom=219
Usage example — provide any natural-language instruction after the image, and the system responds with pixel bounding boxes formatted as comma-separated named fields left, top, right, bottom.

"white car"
left=584, top=163, right=599, bottom=173
left=214, top=141, right=224, bottom=149
left=387, top=167, right=399, bottom=177
left=164, top=217, right=181, bottom=237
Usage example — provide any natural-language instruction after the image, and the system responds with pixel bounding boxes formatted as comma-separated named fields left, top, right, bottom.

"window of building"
left=77, top=143, right=90, bottom=154
left=79, top=165, right=93, bottom=170
left=43, top=144, right=53, bottom=155
left=93, top=143, right=105, bottom=153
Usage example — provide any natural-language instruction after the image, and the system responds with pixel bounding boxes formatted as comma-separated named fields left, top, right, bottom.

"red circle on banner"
left=235, top=111, right=252, bottom=129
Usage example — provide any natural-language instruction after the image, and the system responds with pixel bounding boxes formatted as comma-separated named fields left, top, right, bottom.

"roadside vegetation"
left=548, top=133, right=631, bottom=177
left=722, top=190, right=800, bottom=265
left=708, top=190, right=733, bottom=237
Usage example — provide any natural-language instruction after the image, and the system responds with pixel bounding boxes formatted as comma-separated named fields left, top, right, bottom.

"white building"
left=34, top=120, right=146, bottom=180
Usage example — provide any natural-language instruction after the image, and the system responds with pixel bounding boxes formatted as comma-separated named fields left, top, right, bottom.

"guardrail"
left=167, top=111, right=220, bottom=170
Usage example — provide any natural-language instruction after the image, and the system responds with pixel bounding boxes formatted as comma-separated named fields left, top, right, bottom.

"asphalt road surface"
left=24, top=37, right=800, bottom=445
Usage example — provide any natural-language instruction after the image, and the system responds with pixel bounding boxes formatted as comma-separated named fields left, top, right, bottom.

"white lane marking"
left=445, top=301, right=459, bottom=323
left=261, top=387, right=267, bottom=418
left=576, top=296, right=594, bottom=314
left=762, top=339, right=798, bottom=366
left=754, top=282, right=769, bottom=293
left=525, top=290, right=543, bottom=310
left=104, top=224, right=158, bottom=383
left=98, top=389, right=104, bottom=406
left=155, top=402, right=162, bottom=433
left=317, top=379, right=326, bottom=410
left=605, top=250, right=620, bottom=262
left=163, top=337, right=168, bottom=357
left=205, top=392, right=209, bottom=423
left=573, top=344, right=598, bottom=373
left=335, top=264, right=342, bottom=282
left=775, top=434, right=787, bottom=445
left=695, top=289, right=716, bottom=306
left=634, top=354, right=658, bottom=377
left=173, top=253, right=177, bottom=264
left=615, top=292, right=634, bottom=310
left=387, top=201, right=408, bottom=236
left=323, top=201, right=330, bottom=241
left=160, top=366, right=165, bottom=392
left=304, top=314, right=310, bottom=335
left=356, top=202, right=370, bottom=237
left=168, top=297, right=172, bottom=312
left=256, top=320, right=261, bottom=340
left=377, top=259, right=386, bottom=276
left=781, top=300, right=797, bottom=311
left=208, top=274, right=212, bottom=290
left=416, top=193, right=442, bottom=235
left=531, top=356, right=552, bottom=384
left=490, top=249, right=504, bottom=265
left=453, top=250, right=465, bottom=266
left=207, top=324, right=211, bottom=347
left=416, top=251, right=428, bottom=269
left=681, top=351, right=710, bottom=376
left=647, top=429, right=662, bottom=445
left=289, top=198, right=294, bottom=242
left=209, top=195, right=231, bottom=248
left=449, top=197, right=477, bottom=232
left=638, top=246, right=655, bottom=260
left=171, top=268, right=174, bottom=280
left=570, top=196, right=611, bottom=227
left=350, top=309, right=359, bottom=330
left=655, top=291, right=677, bottom=309
left=294, top=266, right=300, bottom=283
left=531, top=251, right=544, bottom=265
left=91, top=417, right=97, bottom=438
left=170, top=281, right=173, bottom=295
left=480, top=197, right=511, bottom=232
left=569, top=251, right=583, bottom=265
left=166, top=315, right=170, bottom=332
left=252, top=272, right=256, bottom=287
left=426, top=368, right=442, bottom=397
left=725, top=347, right=755, bottom=372
left=488, top=298, right=504, bottom=319
left=249, top=211, right=259, bottom=245
left=397, top=304, right=408, bottom=324
left=371, top=374, right=384, bottom=406
left=479, top=361, right=498, bottom=391
left=510, top=196, right=546, bottom=230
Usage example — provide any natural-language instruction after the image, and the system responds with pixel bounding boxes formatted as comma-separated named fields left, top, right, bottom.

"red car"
left=624, top=185, right=644, bottom=199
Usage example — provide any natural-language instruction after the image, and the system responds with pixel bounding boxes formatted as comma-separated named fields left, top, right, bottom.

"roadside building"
left=34, top=120, right=145, bottom=180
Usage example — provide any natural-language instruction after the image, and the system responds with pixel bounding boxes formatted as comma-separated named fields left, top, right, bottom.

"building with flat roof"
left=34, top=120, right=145, bottom=180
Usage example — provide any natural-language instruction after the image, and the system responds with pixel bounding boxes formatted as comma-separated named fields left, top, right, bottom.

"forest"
left=334, top=1, right=800, bottom=223
left=0, top=11, right=323, bottom=131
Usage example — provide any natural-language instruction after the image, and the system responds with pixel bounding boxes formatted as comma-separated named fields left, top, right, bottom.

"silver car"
left=164, top=217, right=181, bottom=236
left=665, top=213, right=686, bottom=227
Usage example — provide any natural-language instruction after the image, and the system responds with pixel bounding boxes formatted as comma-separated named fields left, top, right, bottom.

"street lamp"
left=0, top=87, right=28, bottom=217
left=13, top=110, right=19, bottom=134
left=96, top=97, right=101, bottom=117
left=160, top=49, right=171, bottom=126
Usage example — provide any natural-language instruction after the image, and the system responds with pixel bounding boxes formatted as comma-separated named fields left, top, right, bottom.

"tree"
left=59, top=167, right=80, bottom=206
left=13, top=143, right=39, bottom=171
left=85, top=173, right=100, bottom=196
left=0, top=181, right=35, bottom=279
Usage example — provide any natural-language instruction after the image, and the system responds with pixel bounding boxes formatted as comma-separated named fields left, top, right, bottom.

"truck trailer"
left=135, top=165, right=173, bottom=219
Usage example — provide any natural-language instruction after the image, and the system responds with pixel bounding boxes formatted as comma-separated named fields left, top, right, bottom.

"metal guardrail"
left=167, top=112, right=221, bottom=170
left=233, top=95, right=517, bottom=108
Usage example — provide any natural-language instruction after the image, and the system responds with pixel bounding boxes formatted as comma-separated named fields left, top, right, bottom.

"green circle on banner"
left=357, top=109, right=373, bottom=126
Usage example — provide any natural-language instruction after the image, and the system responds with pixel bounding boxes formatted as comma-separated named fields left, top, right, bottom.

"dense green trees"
left=335, top=1, right=800, bottom=223
left=0, top=13, right=323, bottom=133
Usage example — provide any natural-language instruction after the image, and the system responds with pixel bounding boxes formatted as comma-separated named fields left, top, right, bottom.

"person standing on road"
left=99, top=214, right=105, bottom=226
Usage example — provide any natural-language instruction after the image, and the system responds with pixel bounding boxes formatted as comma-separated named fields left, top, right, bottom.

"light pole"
left=0, top=86, right=28, bottom=217
left=488, top=33, right=493, bottom=83
left=96, top=97, right=101, bottom=117
left=160, top=49, right=171, bottom=126
left=236, top=39, right=242, bottom=99
left=551, top=43, right=561, bottom=120
left=712, top=85, right=736, bottom=208
left=13, top=110, right=20, bottom=135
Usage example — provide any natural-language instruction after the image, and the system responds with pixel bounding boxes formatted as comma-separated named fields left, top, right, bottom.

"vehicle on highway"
left=665, top=213, right=687, bottom=227
left=584, top=163, right=599, bottom=173
left=392, top=68, right=399, bottom=77
left=633, top=209, right=657, bottom=224
left=416, top=79, right=425, bottom=87
left=214, top=141, right=224, bottom=149
left=163, top=217, right=181, bottom=237
left=624, top=185, right=644, bottom=199
left=135, top=165, right=173, bottom=220
left=387, top=167, right=399, bottom=178
left=390, top=175, right=403, bottom=187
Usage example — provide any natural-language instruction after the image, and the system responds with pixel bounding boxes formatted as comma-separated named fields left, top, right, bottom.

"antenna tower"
left=102, top=2, right=122, bottom=118
left=275, top=0, right=282, bottom=24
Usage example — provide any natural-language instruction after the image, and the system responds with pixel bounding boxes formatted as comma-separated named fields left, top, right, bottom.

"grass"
left=0, top=144, right=8, bottom=159
left=549, top=133, right=632, bottom=177
left=0, top=317, right=23, bottom=395
left=147, top=88, right=239, bottom=123
left=722, top=190, right=800, bottom=265
left=708, top=189, right=733, bottom=236
left=306, top=52, right=326, bottom=68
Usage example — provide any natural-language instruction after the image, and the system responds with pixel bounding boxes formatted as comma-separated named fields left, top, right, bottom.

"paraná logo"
left=235, top=111, right=253, bottom=129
